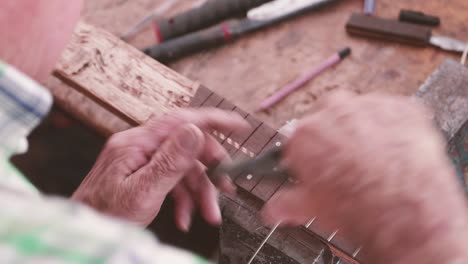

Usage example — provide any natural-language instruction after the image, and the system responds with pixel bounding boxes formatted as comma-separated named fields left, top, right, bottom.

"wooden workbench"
left=75, top=0, right=467, bottom=132
left=44, top=0, right=467, bottom=262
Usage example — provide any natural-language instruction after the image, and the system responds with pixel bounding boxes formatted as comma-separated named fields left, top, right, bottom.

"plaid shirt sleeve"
left=0, top=61, right=209, bottom=264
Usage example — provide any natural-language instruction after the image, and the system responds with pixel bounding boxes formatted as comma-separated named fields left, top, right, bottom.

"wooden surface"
left=52, top=21, right=199, bottom=128
left=46, top=77, right=132, bottom=136
left=81, top=0, right=467, bottom=130
left=43, top=1, right=467, bottom=262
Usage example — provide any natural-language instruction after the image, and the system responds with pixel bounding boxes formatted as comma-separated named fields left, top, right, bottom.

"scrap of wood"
left=52, top=21, right=199, bottom=126
left=45, top=76, right=132, bottom=136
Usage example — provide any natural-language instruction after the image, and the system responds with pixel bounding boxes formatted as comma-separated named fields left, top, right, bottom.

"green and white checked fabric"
left=0, top=61, right=209, bottom=264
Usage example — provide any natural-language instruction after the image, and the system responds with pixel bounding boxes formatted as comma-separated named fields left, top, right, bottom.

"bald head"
left=0, top=0, right=83, bottom=81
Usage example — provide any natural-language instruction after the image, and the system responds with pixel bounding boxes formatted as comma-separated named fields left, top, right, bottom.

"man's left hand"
left=72, top=109, right=249, bottom=230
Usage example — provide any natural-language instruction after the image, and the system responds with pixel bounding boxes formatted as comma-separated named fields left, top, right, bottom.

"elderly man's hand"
left=262, top=92, right=468, bottom=264
left=72, top=109, right=249, bottom=230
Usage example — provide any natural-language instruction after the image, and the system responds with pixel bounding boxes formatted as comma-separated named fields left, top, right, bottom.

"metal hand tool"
left=208, top=145, right=286, bottom=184
left=346, top=13, right=467, bottom=53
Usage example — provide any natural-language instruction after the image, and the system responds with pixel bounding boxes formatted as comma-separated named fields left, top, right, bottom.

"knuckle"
left=106, top=132, right=128, bottom=150
left=152, top=151, right=181, bottom=177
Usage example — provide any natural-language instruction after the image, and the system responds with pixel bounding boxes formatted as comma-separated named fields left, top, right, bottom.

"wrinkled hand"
left=262, top=91, right=468, bottom=263
left=73, top=108, right=248, bottom=230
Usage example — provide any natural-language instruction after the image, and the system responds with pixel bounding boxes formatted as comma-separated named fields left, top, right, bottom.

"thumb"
left=136, top=123, right=205, bottom=196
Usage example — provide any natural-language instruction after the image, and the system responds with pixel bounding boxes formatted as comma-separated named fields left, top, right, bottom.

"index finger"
left=145, top=108, right=250, bottom=137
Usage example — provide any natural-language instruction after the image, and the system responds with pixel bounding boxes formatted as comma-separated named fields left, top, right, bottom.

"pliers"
left=208, top=145, right=287, bottom=183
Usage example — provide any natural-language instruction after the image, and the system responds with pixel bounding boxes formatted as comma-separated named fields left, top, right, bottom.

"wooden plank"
left=54, top=21, right=198, bottom=126
left=45, top=76, right=132, bottom=136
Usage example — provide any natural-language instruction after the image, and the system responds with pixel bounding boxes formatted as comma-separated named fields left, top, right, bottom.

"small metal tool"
left=346, top=13, right=467, bottom=54
left=208, top=145, right=285, bottom=183
left=399, top=9, right=440, bottom=27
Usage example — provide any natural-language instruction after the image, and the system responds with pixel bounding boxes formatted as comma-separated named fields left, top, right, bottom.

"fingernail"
left=220, top=176, right=237, bottom=194
left=176, top=124, right=202, bottom=152
left=180, top=213, right=192, bottom=233
left=212, top=205, right=222, bottom=226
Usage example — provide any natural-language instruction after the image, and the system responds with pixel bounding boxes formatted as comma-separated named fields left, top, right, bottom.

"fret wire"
left=247, top=221, right=281, bottom=264
left=353, top=247, right=361, bottom=257
left=305, top=217, right=317, bottom=228
left=312, top=249, right=325, bottom=264
left=328, top=229, right=339, bottom=242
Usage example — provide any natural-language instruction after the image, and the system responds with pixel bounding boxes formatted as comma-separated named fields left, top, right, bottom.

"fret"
left=200, top=92, right=223, bottom=107
left=306, top=220, right=360, bottom=263
left=287, top=228, right=329, bottom=256
left=188, top=85, right=212, bottom=107
left=235, top=133, right=285, bottom=192
left=280, top=233, right=326, bottom=262
left=250, top=133, right=289, bottom=200
left=252, top=173, right=289, bottom=202
left=212, top=99, right=237, bottom=143
left=222, top=112, right=262, bottom=155
left=233, top=126, right=278, bottom=192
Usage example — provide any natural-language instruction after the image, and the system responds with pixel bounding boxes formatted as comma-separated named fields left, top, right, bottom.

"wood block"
left=45, top=76, right=132, bottom=136
left=54, top=21, right=197, bottom=125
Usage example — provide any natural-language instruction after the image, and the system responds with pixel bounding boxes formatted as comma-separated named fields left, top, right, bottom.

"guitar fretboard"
left=190, top=86, right=362, bottom=263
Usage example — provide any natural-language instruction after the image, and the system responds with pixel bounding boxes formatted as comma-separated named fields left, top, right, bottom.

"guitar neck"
left=190, top=86, right=362, bottom=263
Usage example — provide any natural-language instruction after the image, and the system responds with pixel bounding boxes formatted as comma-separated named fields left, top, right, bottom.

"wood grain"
left=45, top=76, right=132, bottom=136
left=54, top=21, right=199, bottom=126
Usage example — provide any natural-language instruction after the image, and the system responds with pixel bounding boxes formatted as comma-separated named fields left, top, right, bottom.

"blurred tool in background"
left=152, top=0, right=276, bottom=42
left=121, top=0, right=181, bottom=41
left=363, top=0, right=375, bottom=15
left=121, top=0, right=275, bottom=41
left=346, top=13, right=467, bottom=54
left=399, top=10, right=440, bottom=26
left=258, top=47, right=351, bottom=112
left=144, top=0, right=340, bottom=63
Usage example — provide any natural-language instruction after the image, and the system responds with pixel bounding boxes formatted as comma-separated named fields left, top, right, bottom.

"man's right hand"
left=262, top=91, right=468, bottom=264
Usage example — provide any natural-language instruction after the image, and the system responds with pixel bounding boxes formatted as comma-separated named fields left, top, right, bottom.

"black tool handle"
left=154, top=0, right=272, bottom=42
left=346, top=13, right=432, bottom=46
left=399, top=10, right=440, bottom=27
left=145, top=22, right=240, bottom=63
